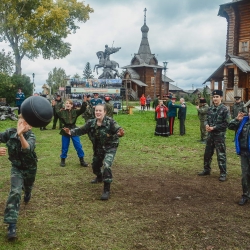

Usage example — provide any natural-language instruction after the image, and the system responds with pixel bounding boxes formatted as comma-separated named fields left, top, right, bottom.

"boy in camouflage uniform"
left=228, top=109, right=250, bottom=205
left=231, top=96, right=247, bottom=119
left=196, top=98, right=209, bottom=143
left=198, top=90, right=230, bottom=182
left=52, top=94, right=64, bottom=129
left=0, top=114, right=37, bottom=240
left=104, top=96, right=114, bottom=118
left=64, top=104, right=124, bottom=200
left=82, top=95, right=94, bottom=122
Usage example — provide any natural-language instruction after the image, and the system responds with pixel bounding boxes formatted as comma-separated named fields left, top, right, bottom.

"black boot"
left=60, top=158, right=66, bottom=167
left=7, top=223, right=17, bottom=240
left=79, top=157, right=88, bottom=167
left=91, top=174, right=103, bottom=183
left=101, top=182, right=110, bottom=200
left=24, top=192, right=31, bottom=203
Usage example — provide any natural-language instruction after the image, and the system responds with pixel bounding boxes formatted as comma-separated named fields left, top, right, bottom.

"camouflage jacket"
left=82, top=100, right=94, bottom=121
left=71, top=116, right=122, bottom=150
left=228, top=117, right=250, bottom=152
left=231, top=101, right=247, bottom=119
left=0, top=128, right=37, bottom=169
left=197, top=104, right=209, bottom=121
left=55, top=101, right=87, bottom=136
left=105, top=102, right=114, bottom=118
left=205, top=103, right=230, bottom=133
left=53, top=99, right=64, bottom=115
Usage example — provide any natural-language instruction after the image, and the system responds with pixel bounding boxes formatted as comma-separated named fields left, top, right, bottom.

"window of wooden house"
left=239, top=41, right=249, bottom=52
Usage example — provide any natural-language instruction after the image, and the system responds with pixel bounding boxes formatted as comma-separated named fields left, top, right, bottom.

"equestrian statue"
left=93, top=44, right=121, bottom=79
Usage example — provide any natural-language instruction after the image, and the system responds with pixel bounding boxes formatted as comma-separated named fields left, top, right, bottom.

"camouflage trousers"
left=240, top=152, right=250, bottom=198
left=200, top=120, right=207, bottom=140
left=203, top=132, right=227, bottom=175
left=4, top=166, right=37, bottom=224
left=92, top=148, right=117, bottom=183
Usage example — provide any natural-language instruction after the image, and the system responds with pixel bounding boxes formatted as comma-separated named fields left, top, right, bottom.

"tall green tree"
left=46, top=67, right=67, bottom=95
left=0, top=49, right=14, bottom=75
left=0, top=0, right=93, bottom=75
left=0, top=73, right=32, bottom=105
left=83, top=62, right=94, bottom=79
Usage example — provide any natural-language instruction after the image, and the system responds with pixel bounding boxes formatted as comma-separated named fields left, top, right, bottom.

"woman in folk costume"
left=155, top=100, right=170, bottom=137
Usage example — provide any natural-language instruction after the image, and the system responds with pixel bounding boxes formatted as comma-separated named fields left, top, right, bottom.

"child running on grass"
left=0, top=114, right=37, bottom=240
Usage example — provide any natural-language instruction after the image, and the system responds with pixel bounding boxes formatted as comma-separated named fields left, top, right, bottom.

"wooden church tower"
left=122, top=8, right=174, bottom=100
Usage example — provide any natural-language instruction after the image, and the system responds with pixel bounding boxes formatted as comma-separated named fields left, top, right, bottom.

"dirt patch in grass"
left=113, top=170, right=250, bottom=249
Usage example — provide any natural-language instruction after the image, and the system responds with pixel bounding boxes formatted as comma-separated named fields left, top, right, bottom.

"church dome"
left=141, top=24, right=149, bottom=33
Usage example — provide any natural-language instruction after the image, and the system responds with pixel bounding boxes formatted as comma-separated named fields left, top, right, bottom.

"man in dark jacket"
left=231, top=96, right=247, bottom=119
left=178, top=98, right=187, bottom=135
left=198, top=90, right=230, bottom=182
left=228, top=109, right=250, bottom=205
left=168, top=97, right=182, bottom=135
left=52, top=94, right=64, bottom=129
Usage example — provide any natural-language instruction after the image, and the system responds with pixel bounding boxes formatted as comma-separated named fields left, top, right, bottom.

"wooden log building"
left=203, top=0, right=250, bottom=106
left=122, top=8, right=174, bottom=100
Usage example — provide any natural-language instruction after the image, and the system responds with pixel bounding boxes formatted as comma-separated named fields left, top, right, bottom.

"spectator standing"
left=90, top=93, right=102, bottom=109
left=228, top=110, right=250, bottom=205
left=178, top=98, right=187, bottom=136
left=198, top=90, right=230, bottom=182
left=146, top=95, right=151, bottom=110
left=104, top=96, right=114, bottom=118
left=52, top=94, right=64, bottom=129
left=155, top=100, right=169, bottom=136
left=140, top=94, right=146, bottom=111
left=196, top=98, right=209, bottom=143
left=82, top=95, right=94, bottom=122
left=152, top=94, right=160, bottom=120
left=15, top=88, right=25, bottom=115
left=168, top=97, right=182, bottom=135
left=231, top=96, right=247, bottom=119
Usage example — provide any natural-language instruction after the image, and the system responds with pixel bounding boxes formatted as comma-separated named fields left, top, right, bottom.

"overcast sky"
left=2, top=0, right=230, bottom=92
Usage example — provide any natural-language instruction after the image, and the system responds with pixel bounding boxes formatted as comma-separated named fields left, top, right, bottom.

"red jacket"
left=140, top=96, right=146, bottom=105
left=155, top=105, right=168, bottom=118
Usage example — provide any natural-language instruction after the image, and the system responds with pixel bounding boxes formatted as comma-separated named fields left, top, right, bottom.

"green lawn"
left=0, top=103, right=245, bottom=249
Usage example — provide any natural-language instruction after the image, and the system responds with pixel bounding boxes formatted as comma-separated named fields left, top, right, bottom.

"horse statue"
left=93, top=46, right=121, bottom=79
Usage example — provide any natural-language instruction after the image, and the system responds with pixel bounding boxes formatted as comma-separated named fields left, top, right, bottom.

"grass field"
left=0, top=102, right=248, bottom=250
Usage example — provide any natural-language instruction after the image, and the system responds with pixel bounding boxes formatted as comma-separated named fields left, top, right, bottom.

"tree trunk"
left=14, top=54, right=22, bottom=75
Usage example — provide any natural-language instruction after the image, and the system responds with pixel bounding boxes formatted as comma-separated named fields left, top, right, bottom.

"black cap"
left=212, top=90, right=223, bottom=96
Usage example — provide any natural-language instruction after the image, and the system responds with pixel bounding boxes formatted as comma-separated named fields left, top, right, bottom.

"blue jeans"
left=60, top=135, right=84, bottom=159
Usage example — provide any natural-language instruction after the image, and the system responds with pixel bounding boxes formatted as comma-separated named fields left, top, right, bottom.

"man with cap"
left=198, top=90, right=230, bottom=181
left=104, top=96, right=114, bottom=118
left=196, top=98, right=209, bottom=143
left=152, top=94, right=160, bottom=120
left=228, top=108, right=250, bottom=205
left=52, top=94, right=64, bottom=129
left=195, top=92, right=202, bottom=107
left=90, top=93, right=102, bottom=111
left=82, top=95, right=94, bottom=122
left=231, top=96, right=247, bottom=119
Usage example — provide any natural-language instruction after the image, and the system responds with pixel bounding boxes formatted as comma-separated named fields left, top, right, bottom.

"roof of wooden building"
left=203, top=54, right=250, bottom=84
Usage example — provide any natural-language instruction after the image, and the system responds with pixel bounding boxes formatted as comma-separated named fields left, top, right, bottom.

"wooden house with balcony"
left=121, top=8, right=174, bottom=100
left=203, top=0, right=250, bottom=106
